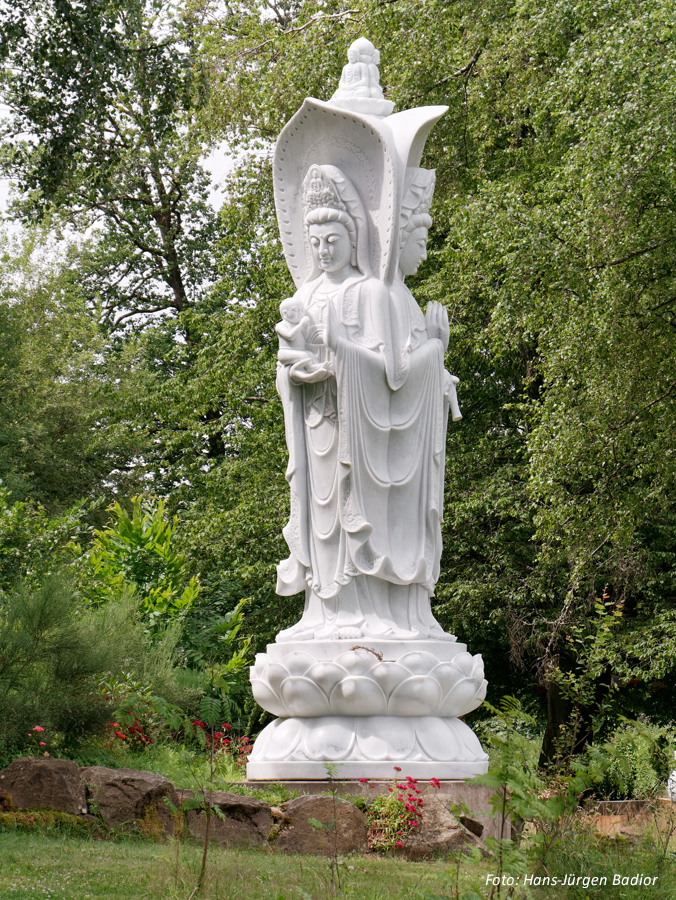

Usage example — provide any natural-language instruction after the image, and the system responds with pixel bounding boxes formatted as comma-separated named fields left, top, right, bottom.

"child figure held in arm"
left=276, top=298, right=332, bottom=380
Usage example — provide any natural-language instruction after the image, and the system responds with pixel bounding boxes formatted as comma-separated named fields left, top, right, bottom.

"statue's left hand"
left=425, top=302, right=449, bottom=352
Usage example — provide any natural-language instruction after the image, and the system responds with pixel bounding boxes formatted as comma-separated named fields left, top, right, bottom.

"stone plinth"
left=240, top=779, right=505, bottom=842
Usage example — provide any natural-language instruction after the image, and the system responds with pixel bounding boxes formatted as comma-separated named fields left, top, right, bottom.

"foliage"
left=0, top=574, right=168, bottom=751
left=595, top=717, right=676, bottom=800
left=0, top=487, right=95, bottom=601
left=0, top=0, right=219, bottom=331
left=85, top=497, right=200, bottom=630
left=469, top=698, right=611, bottom=892
left=0, top=229, right=135, bottom=511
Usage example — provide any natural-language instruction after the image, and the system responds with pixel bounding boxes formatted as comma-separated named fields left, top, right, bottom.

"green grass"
left=0, top=830, right=675, bottom=900
left=0, top=831, right=493, bottom=900
left=69, top=740, right=246, bottom=791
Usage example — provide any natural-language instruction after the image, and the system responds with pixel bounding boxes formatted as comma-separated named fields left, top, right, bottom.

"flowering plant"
left=366, top=769, right=434, bottom=852
left=27, top=725, right=50, bottom=757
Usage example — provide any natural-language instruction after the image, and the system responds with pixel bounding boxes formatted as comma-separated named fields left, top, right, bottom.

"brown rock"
left=81, top=766, right=178, bottom=834
left=399, top=795, right=482, bottom=860
left=179, top=789, right=273, bottom=847
left=0, top=757, right=87, bottom=815
left=275, top=794, right=367, bottom=856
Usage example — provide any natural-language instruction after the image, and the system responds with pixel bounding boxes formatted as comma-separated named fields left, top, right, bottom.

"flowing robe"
left=276, top=272, right=452, bottom=641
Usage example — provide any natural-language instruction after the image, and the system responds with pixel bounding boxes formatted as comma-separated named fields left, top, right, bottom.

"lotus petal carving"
left=250, top=647, right=487, bottom=718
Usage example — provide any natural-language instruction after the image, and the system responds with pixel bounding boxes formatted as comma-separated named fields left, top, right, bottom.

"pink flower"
left=39, top=742, right=46, bottom=747
left=395, top=841, right=403, bottom=848
left=358, top=778, right=368, bottom=783
left=32, top=726, right=45, bottom=732
left=393, top=766, right=402, bottom=772
left=388, top=787, right=393, bottom=792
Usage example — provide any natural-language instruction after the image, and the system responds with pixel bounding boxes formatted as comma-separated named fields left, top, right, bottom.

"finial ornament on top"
left=328, top=37, right=395, bottom=118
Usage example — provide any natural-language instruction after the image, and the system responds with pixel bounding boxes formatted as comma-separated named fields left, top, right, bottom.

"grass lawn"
left=0, top=831, right=495, bottom=900
left=1, top=830, right=676, bottom=900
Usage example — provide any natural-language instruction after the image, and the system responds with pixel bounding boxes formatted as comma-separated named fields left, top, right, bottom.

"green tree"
left=0, top=0, right=219, bottom=333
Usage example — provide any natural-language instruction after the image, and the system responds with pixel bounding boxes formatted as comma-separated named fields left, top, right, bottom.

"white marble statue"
left=247, top=39, right=487, bottom=780
left=329, top=37, right=394, bottom=118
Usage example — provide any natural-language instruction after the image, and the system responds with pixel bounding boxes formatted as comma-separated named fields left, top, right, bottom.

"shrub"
left=0, top=574, right=184, bottom=754
left=595, top=717, right=676, bottom=800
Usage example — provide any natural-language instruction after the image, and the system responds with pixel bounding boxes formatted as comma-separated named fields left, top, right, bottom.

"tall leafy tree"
left=0, top=0, right=218, bottom=332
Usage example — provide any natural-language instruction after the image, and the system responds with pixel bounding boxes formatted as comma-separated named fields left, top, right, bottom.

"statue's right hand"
left=426, top=302, right=450, bottom=352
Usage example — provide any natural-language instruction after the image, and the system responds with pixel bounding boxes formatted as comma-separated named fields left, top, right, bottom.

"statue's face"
left=399, top=227, right=428, bottom=277
left=308, top=221, right=353, bottom=274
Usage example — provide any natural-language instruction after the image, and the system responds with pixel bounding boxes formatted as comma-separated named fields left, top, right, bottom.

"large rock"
left=399, top=794, right=482, bottom=860
left=81, top=766, right=178, bottom=834
left=178, top=789, right=273, bottom=847
left=275, top=795, right=367, bottom=856
left=0, top=758, right=87, bottom=815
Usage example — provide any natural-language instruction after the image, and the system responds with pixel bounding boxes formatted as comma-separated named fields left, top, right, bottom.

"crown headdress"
left=302, top=166, right=347, bottom=216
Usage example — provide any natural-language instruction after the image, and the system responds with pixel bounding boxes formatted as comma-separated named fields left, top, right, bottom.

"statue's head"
left=347, top=37, right=379, bottom=65
left=302, top=165, right=369, bottom=279
left=398, top=169, right=436, bottom=278
left=280, top=296, right=305, bottom=324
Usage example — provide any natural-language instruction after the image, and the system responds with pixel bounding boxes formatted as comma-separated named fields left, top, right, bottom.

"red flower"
left=395, top=841, right=403, bottom=848
left=429, top=777, right=441, bottom=789
left=115, top=731, right=126, bottom=740
left=393, top=766, right=401, bottom=772
left=32, top=726, right=45, bottom=733
left=358, top=778, right=368, bottom=783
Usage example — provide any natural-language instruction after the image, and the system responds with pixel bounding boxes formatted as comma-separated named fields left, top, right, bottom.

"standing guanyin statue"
left=247, top=39, right=488, bottom=780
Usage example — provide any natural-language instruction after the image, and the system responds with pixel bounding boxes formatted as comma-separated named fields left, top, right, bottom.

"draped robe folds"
left=276, top=273, right=452, bottom=641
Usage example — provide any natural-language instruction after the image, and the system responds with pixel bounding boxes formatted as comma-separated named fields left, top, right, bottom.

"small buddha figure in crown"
left=328, top=38, right=395, bottom=118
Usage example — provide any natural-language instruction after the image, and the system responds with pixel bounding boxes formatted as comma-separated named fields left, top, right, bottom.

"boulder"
left=399, top=794, right=482, bottom=860
left=81, top=766, right=178, bottom=834
left=178, top=789, right=273, bottom=847
left=0, top=758, right=87, bottom=815
left=275, top=794, right=367, bottom=856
